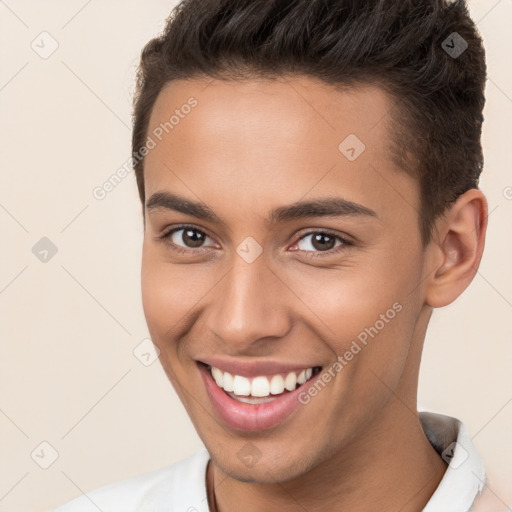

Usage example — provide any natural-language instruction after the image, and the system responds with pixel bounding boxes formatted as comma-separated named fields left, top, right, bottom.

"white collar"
left=420, top=411, right=486, bottom=511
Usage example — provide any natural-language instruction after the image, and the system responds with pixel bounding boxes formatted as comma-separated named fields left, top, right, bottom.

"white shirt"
left=53, top=411, right=488, bottom=512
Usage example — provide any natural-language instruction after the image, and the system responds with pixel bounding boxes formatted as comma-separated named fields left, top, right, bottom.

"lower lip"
left=198, top=363, right=316, bottom=431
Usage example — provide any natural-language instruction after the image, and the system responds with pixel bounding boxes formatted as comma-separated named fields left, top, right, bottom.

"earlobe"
left=425, top=189, right=488, bottom=308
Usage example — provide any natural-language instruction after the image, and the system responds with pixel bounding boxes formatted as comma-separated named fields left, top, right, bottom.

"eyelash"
left=297, top=230, right=352, bottom=258
left=158, top=224, right=352, bottom=258
left=159, top=224, right=214, bottom=256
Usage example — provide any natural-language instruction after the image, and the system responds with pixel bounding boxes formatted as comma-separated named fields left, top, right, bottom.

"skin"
left=140, top=76, right=488, bottom=511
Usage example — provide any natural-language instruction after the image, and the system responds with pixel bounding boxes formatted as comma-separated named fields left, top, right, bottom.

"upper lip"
left=197, top=357, right=322, bottom=378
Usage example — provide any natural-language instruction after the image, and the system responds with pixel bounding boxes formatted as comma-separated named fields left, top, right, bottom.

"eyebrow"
left=145, top=191, right=378, bottom=225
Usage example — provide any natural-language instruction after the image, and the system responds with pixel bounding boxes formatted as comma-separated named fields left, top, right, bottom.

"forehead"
left=143, top=76, right=418, bottom=221
left=147, top=76, right=394, bottom=151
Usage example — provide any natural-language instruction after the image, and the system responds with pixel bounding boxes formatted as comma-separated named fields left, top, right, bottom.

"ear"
left=424, top=188, right=488, bottom=308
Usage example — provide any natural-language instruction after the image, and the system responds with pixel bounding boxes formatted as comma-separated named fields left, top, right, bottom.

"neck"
left=207, top=402, right=447, bottom=512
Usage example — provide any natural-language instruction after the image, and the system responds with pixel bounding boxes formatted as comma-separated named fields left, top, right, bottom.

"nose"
left=207, top=254, right=292, bottom=351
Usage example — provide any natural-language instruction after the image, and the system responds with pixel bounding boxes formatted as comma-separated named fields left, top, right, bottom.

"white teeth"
left=284, top=372, right=297, bottom=391
left=297, top=369, right=307, bottom=385
left=269, top=375, right=285, bottom=395
left=251, top=376, right=270, bottom=397
left=208, top=365, right=317, bottom=398
left=227, top=393, right=276, bottom=404
left=232, top=375, right=251, bottom=396
left=211, top=367, right=223, bottom=387
left=223, top=372, right=234, bottom=392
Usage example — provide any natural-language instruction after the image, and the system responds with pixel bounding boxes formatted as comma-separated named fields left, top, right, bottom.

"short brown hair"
left=132, top=0, right=487, bottom=244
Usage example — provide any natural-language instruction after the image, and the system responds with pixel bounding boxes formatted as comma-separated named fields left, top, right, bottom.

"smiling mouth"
left=200, top=362, right=323, bottom=404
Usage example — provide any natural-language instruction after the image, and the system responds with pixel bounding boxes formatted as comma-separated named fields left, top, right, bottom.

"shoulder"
left=53, top=448, right=210, bottom=512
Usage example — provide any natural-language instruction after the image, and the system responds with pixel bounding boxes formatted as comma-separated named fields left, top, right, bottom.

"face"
left=141, top=76, right=429, bottom=483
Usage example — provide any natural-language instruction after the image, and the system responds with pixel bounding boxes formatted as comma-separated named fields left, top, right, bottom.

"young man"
left=55, top=0, right=497, bottom=510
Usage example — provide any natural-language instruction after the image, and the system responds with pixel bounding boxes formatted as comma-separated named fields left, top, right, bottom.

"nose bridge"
left=210, top=253, right=290, bottom=346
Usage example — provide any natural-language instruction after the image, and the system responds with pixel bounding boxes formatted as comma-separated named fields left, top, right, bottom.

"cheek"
left=140, top=244, right=217, bottom=346
left=287, top=261, right=407, bottom=336
left=141, top=245, right=184, bottom=346
left=284, top=249, right=420, bottom=381
left=289, top=270, right=416, bottom=439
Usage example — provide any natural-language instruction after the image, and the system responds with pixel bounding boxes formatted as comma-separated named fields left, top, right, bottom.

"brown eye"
left=162, top=226, right=216, bottom=250
left=297, top=232, right=344, bottom=252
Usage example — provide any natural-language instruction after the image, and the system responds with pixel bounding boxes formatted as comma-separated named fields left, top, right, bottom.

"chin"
left=210, top=447, right=316, bottom=484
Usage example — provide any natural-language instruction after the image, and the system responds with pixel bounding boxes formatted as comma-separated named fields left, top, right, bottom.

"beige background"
left=0, top=1, right=511, bottom=511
